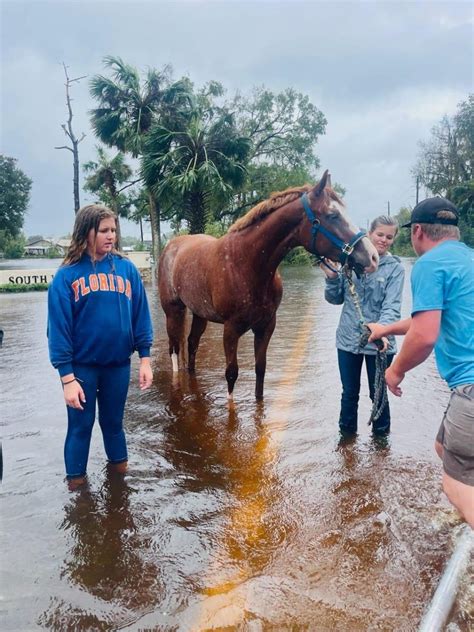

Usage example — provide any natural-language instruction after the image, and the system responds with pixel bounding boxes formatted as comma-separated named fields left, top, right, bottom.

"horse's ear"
left=314, top=169, right=329, bottom=197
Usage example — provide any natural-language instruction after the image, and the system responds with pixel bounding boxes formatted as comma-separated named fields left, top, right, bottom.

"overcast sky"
left=1, top=0, right=472, bottom=238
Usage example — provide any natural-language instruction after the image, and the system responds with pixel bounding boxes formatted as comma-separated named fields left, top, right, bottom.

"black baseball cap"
left=402, top=197, right=459, bottom=228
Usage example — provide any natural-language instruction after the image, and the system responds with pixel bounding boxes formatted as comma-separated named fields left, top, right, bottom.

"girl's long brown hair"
left=62, top=204, right=121, bottom=266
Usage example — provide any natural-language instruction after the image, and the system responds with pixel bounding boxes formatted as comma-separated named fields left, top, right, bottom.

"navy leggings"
left=64, top=363, right=131, bottom=478
left=337, top=349, right=393, bottom=435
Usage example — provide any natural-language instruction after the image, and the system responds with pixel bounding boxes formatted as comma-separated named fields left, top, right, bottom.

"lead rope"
left=342, top=265, right=388, bottom=426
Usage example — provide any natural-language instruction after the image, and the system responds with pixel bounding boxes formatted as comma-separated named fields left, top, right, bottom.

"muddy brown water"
left=1, top=263, right=472, bottom=631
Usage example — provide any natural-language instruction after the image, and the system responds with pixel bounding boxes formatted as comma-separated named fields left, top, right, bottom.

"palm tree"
left=89, top=56, right=192, bottom=258
left=142, top=110, right=250, bottom=234
left=83, top=146, right=132, bottom=216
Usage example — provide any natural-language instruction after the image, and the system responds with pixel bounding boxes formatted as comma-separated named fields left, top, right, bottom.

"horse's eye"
left=328, top=213, right=339, bottom=221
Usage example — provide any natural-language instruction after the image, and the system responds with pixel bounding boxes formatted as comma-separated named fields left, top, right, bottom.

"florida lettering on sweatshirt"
left=71, top=273, right=132, bottom=302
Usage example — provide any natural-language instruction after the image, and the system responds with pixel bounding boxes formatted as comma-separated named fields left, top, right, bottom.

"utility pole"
left=416, top=176, right=420, bottom=205
left=387, top=201, right=390, bottom=216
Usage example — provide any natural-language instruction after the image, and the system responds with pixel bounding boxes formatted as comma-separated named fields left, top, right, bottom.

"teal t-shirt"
left=411, top=240, right=474, bottom=388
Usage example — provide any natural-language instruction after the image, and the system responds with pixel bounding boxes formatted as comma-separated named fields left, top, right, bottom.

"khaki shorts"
left=436, top=384, right=474, bottom=486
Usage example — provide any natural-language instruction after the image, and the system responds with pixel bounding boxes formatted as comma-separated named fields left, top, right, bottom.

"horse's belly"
left=174, top=281, right=224, bottom=323
left=186, top=297, right=225, bottom=323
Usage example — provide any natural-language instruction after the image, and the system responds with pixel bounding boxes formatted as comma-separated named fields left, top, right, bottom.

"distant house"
left=24, top=238, right=71, bottom=256
left=24, top=239, right=55, bottom=256
left=56, top=238, right=71, bottom=251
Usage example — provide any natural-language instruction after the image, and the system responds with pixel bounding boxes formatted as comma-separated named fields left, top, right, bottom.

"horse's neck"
left=230, top=200, right=303, bottom=274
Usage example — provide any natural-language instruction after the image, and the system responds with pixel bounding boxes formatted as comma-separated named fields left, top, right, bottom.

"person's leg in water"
left=64, top=365, right=99, bottom=490
left=97, top=362, right=131, bottom=474
left=365, top=353, right=394, bottom=435
left=337, top=350, right=364, bottom=435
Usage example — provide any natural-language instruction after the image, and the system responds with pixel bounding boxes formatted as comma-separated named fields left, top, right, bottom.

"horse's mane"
left=228, top=184, right=344, bottom=233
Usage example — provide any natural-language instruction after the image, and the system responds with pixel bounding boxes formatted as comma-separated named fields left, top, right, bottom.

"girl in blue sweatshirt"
left=48, top=204, right=153, bottom=489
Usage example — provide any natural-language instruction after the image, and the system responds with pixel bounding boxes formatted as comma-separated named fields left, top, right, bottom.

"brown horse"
left=158, top=170, right=379, bottom=400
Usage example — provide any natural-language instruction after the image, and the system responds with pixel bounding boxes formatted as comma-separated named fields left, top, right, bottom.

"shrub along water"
left=0, top=283, right=49, bottom=293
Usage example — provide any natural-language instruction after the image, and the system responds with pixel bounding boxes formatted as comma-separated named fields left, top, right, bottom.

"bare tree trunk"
left=72, top=141, right=80, bottom=212
left=54, top=63, right=86, bottom=214
left=148, top=190, right=161, bottom=262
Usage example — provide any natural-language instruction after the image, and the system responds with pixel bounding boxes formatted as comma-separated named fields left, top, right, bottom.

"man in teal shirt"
left=369, top=197, right=474, bottom=528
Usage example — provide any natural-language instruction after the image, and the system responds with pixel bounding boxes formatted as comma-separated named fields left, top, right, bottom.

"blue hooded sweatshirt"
left=48, top=253, right=153, bottom=376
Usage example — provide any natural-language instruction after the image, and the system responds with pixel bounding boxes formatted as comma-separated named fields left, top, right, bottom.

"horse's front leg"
left=253, top=315, right=276, bottom=400
left=223, top=322, right=243, bottom=401
left=188, top=314, right=208, bottom=372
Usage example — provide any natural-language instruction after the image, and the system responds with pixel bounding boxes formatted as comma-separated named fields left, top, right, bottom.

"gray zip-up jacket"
left=324, top=254, right=405, bottom=355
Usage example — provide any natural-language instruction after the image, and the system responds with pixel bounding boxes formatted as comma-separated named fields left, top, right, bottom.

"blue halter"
left=301, top=192, right=366, bottom=264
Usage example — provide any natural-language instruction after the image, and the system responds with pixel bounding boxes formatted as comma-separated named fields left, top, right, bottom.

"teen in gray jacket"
left=322, top=215, right=405, bottom=436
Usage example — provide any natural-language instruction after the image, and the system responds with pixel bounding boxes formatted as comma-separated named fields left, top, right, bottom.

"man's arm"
left=367, top=318, right=412, bottom=341
left=385, top=310, right=441, bottom=396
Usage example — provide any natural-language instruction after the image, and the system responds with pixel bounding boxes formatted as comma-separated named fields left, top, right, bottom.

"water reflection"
left=162, top=372, right=234, bottom=493
left=332, top=440, right=390, bottom=567
left=39, top=469, right=162, bottom=631
left=163, top=373, right=292, bottom=578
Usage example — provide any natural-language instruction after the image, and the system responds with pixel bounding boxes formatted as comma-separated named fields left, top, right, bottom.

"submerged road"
left=1, top=264, right=472, bottom=631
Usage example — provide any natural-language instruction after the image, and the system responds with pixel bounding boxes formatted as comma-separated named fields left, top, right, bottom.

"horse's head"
left=299, top=170, right=378, bottom=275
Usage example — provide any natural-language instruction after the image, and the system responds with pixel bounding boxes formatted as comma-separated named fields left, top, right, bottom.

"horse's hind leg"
left=253, top=315, right=276, bottom=400
left=164, top=303, right=186, bottom=372
left=223, top=322, right=244, bottom=401
left=188, top=314, right=207, bottom=372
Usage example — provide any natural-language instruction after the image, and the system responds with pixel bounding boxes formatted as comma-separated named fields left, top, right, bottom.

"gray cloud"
left=1, top=0, right=472, bottom=237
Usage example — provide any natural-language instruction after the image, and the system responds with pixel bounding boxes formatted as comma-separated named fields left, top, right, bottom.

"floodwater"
left=1, top=263, right=472, bottom=631
left=0, top=258, right=61, bottom=270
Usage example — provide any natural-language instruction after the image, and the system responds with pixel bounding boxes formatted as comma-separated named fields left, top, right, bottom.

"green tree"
left=0, top=231, right=27, bottom=258
left=447, top=179, right=474, bottom=246
left=83, top=145, right=133, bottom=216
left=148, top=84, right=327, bottom=230
left=209, top=86, right=327, bottom=222
left=413, top=94, right=473, bottom=244
left=89, top=56, right=191, bottom=258
left=233, top=86, right=326, bottom=167
left=142, top=108, right=250, bottom=234
left=223, top=163, right=315, bottom=223
left=0, top=155, right=32, bottom=237
left=391, top=207, right=415, bottom=257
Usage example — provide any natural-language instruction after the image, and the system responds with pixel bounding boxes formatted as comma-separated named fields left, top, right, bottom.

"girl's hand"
left=64, top=380, right=86, bottom=410
left=367, top=323, right=386, bottom=343
left=139, top=358, right=153, bottom=390
left=319, top=259, right=339, bottom=279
